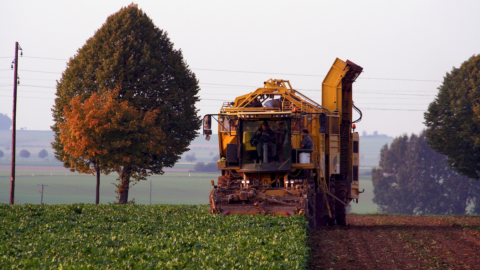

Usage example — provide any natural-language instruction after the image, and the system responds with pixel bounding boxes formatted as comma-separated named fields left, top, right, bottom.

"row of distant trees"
left=185, top=152, right=218, bottom=163
left=372, top=131, right=480, bottom=215
left=0, top=149, right=48, bottom=160
left=373, top=54, right=480, bottom=215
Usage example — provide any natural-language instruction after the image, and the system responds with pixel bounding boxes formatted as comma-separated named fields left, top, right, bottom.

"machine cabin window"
left=240, top=119, right=292, bottom=172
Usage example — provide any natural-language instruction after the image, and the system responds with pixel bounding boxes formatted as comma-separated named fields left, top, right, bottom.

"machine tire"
left=327, top=179, right=336, bottom=226
left=315, top=191, right=328, bottom=226
left=308, top=194, right=317, bottom=229
left=335, top=180, right=347, bottom=226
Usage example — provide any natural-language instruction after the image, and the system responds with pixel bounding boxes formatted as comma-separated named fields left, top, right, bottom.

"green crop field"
left=0, top=204, right=309, bottom=269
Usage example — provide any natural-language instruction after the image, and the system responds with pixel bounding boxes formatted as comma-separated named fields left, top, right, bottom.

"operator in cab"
left=300, top=129, right=313, bottom=150
left=251, top=121, right=277, bottom=162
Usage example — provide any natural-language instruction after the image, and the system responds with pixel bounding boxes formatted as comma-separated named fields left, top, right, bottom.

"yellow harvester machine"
left=203, top=58, right=363, bottom=226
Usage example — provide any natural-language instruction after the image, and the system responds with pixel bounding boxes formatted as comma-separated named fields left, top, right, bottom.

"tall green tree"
left=372, top=131, right=480, bottom=215
left=424, top=54, right=480, bottom=180
left=52, top=4, right=200, bottom=204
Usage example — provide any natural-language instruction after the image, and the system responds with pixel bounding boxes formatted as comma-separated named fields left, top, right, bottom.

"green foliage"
left=19, top=149, right=30, bottom=159
left=372, top=131, right=480, bottom=215
left=0, top=113, right=11, bottom=130
left=424, top=54, right=480, bottom=180
left=51, top=4, right=200, bottom=203
left=0, top=204, right=309, bottom=269
left=38, top=149, right=48, bottom=159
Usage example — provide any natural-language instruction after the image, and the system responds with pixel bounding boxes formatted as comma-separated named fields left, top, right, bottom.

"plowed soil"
left=309, top=215, right=480, bottom=270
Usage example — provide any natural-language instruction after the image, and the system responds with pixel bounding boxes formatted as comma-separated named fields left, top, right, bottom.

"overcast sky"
left=1, top=1, right=479, bottom=137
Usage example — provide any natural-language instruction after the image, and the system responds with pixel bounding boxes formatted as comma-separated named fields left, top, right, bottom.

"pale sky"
left=1, top=1, right=479, bottom=137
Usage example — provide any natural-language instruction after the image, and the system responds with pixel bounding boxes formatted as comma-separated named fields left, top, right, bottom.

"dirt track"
left=309, top=215, right=480, bottom=270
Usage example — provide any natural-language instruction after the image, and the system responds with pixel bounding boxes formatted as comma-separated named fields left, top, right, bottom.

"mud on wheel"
left=334, top=179, right=347, bottom=226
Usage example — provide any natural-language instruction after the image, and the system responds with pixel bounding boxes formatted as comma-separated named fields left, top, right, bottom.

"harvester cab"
left=203, top=58, right=363, bottom=227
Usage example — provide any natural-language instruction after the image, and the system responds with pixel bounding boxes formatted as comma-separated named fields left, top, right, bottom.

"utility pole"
left=10, top=42, right=22, bottom=205
left=149, top=180, right=152, bottom=205
left=38, top=184, right=48, bottom=204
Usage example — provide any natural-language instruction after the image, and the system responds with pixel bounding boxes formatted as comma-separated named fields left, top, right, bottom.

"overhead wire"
left=2, top=55, right=443, bottom=82
left=0, top=56, right=444, bottom=112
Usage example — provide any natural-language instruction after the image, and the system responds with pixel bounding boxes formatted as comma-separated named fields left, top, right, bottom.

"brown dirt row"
left=309, top=215, right=480, bottom=270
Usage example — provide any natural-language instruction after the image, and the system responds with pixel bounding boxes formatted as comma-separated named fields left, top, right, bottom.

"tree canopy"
left=19, top=149, right=30, bottom=159
left=424, top=54, right=480, bottom=180
left=38, top=149, right=48, bottom=159
left=51, top=4, right=200, bottom=203
left=372, top=131, right=480, bottom=215
left=0, top=113, right=11, bottom=130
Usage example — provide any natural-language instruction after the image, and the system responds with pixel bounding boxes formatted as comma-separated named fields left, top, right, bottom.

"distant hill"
left=0, top=130, right=391, bottom=167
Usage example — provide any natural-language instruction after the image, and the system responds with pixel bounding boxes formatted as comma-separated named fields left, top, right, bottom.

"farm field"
left=309, top=215, right=480, bottom=269
left=0, top=170, right=219, bottom=205
left=0, top=167, right=377, bottom=213
left=0, top=204, right=309, bottom=269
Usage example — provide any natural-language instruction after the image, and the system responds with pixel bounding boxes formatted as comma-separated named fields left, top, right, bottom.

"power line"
left=193, top=68, right=441, bottom=82
left=361, top=107, right=425, bottom=111
left=19, top=69, right=62, bottom=74
left=0, top=94, right=53, bottom=100
left=0, top=89, right=55, bottom=94
left=23, top=56, right=68, bottom=61
left=0, top=82, right=438, bottom=97
left=3, top=55, right=443, bottom=82
left=0, top=77, right=57, bottom=81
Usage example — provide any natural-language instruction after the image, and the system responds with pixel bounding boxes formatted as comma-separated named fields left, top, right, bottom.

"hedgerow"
left=0, top=204, right=308, bottom=269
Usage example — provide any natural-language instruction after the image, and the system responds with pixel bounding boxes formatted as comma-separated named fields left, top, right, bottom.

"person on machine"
left=251, top=121, right=277, bottom=162
left=300, top=129, right=313, bottom=150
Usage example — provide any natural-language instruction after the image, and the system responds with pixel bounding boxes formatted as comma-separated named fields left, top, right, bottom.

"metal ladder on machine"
left=313, top=152, right=332, bottom=218
left=313, top=151, right=349, bottom=218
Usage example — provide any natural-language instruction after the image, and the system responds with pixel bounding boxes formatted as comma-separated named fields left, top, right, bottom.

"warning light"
left=352, top=124, right=356, bottom=130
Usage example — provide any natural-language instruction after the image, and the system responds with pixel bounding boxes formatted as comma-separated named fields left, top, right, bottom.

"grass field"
left=0, top=167, right=378, bottom=213
left=0, top=204, right=309, bottom=269
left=0, top=171, right=219, bottom=205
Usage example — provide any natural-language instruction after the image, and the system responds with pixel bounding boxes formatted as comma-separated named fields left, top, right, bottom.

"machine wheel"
left=315, top=191, right=328, bottom=226
left=308, top=194, right=317, bottom=229
left=327, top=179, right=336, bottom=226
left=335, top=180, right=347, bottom=226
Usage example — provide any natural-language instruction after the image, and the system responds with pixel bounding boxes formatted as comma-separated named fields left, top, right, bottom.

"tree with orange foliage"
left=52, top=4, right=200, bottom=204
left=59, top=89, right=165, bottom=204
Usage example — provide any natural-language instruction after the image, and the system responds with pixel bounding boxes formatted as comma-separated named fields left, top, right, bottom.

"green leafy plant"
left=0, top=204, right=309, bottom=269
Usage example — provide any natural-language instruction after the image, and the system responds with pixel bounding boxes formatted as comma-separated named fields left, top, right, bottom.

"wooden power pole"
left=10, top=42, right=22, bottom=205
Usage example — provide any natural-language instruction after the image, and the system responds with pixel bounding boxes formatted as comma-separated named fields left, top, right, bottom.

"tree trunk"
left=95, top=166, right=100, bottom=205
left=118, top=166, right=131, bottom=204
